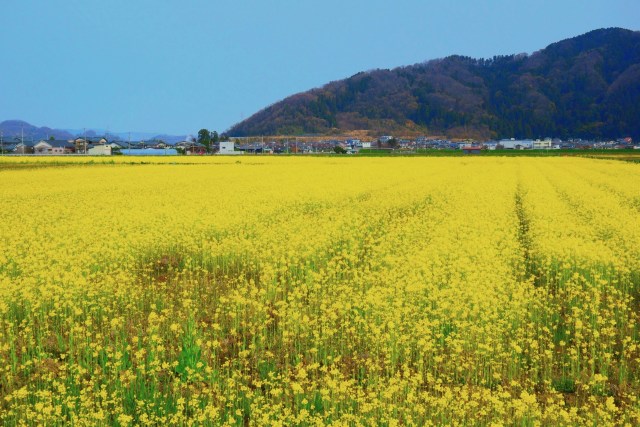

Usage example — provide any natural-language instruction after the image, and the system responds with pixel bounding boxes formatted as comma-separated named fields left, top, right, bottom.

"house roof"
left=107, top=141, right=127, bottom=148
left=9, top=140, right=37, bottom=147
left=74, top=137, right=107, bottom=143
left=37, top=140, right=75, bottom=148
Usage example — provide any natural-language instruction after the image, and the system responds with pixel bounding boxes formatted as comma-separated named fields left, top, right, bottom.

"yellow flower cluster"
left=0, top=156, right=638, bottom=425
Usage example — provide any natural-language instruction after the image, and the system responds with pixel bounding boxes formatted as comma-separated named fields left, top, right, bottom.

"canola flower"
left=0, top=156, right=639, bottom=426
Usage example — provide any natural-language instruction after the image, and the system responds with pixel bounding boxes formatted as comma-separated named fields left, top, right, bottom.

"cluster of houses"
left=0, top=137, right=217, bottom=156
left=263, top=136, right=638, bottom=154
left=345, top=136, right=638, bottom=152
left=371, top=136, right=638, bottom=151
left=463, top=137, right=638, bottom=151
left=0, top=137, right=107, bottom=155
left=0, top=135, right=636, bottom=156
left=241, top=136, right=638, bottom=154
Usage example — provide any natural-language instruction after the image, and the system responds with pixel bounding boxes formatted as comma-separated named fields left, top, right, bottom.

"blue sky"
left=1, top=0, right=638, bottom=135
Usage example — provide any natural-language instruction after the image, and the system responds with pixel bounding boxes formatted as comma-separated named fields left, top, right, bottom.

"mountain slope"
left=0, top=120, right=74, bottom=141
left=227, top=28, right=640, bottom=139
left=0, top=120, right=186, bottom=143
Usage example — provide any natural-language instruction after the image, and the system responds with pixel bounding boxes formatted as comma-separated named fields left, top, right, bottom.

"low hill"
left=0, top=120, right=186, bottom=143
left=227, top=28, right=640, bottom=139
left=0, top=120, right=74, bottom=142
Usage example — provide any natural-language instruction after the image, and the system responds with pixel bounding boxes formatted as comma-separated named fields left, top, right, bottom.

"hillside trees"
left=226, top=28, right=640, bottom=140
left=197, top=129, right=211, bottom=151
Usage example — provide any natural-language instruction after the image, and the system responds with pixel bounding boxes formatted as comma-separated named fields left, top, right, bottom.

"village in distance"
left=0, top=123, right=637, bottom=156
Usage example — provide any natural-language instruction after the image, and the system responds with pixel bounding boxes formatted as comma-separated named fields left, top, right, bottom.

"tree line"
left=196, top=129, right=230, bottom=152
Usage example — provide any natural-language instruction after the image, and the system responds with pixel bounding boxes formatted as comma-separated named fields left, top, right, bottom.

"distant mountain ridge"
left=0, top=120, right=74, bottom=142
left=227, top=28, right=640, bottom=139
left=0, top=120, right=187, bottom=143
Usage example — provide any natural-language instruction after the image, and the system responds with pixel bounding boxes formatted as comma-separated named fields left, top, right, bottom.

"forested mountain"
left=228, top=28, right=640, bottom=139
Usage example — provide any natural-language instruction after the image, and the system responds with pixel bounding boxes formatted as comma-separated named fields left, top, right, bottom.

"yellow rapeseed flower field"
left=0, top=156, right=638, bottom=426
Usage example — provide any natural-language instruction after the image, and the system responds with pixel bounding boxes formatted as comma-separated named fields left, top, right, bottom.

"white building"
left=218, top=141, right=243, bottom=155
left=88, top=145, right=112, bottom=155
left=499, top=139, right=533, bottom=150
left=532, top=138, right=553, bottom=150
